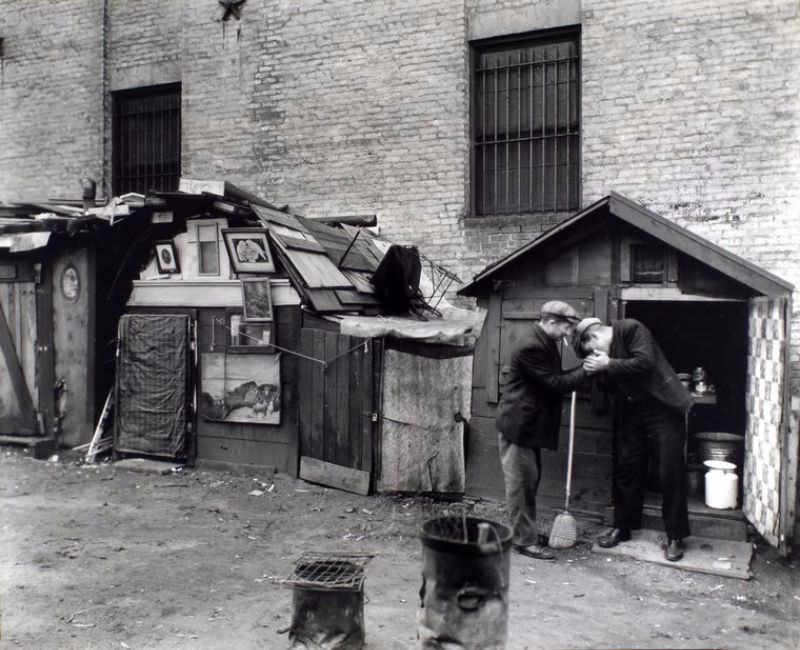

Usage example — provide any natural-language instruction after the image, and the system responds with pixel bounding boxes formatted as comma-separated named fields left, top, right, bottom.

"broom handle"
left=564, top=390, right=576, bottom=511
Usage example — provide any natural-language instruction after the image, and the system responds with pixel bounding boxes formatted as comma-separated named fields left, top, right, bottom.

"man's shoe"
left=665, top=538, right=685, bottom=562
left=597, top=528, right=631, bottom=548
left=513, top=543, right=555, bottom=560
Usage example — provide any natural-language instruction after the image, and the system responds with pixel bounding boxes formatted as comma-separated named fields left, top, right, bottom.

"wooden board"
left=282, top=249, right=352, bottom=288
left=300, top=456, right=370, bottom=495
left=591, top=528, right=752, bottom=580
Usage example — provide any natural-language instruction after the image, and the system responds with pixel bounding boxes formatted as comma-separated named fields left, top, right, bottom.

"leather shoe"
left=665, top=538, right=685, bottom=562
left=513, top=544, right=555, bottom=560
left=597, top=528, right=631, bottom=548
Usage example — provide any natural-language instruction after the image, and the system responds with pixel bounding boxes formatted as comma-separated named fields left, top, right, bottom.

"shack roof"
left=458, top=192, right=793, bottom=297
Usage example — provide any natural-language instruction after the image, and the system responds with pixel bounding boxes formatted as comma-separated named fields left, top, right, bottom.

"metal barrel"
left=418, top=516, right=512, bottom=650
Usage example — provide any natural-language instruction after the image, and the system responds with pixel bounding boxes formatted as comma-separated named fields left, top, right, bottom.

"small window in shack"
left=630, top=244, right=665, bottom=284
left=198, top=224, right=220, bottom=275
left=228, top=312, right=273, bottom=351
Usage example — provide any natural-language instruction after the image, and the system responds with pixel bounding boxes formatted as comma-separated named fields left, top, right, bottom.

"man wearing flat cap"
left=573, top=316, right=692, bottom=561
left=495, top=300, right=589, bottom=560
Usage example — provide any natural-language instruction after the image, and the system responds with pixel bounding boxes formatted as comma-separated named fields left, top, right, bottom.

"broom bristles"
left=548, top=511, right=577, bottom=549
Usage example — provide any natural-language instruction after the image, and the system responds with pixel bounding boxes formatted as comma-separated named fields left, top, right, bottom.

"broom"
left=549, top=390, right=578, bottom=548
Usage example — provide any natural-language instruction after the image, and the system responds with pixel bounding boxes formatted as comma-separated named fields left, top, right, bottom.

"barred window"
left=112, top=84, right=181, bottom=195
left=472, top=31, right=580, bottom=216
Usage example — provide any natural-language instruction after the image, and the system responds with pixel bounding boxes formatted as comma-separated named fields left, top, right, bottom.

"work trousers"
left=613, top=397, right=691, bottom=540
left=497, top=433, right=542, bottom=547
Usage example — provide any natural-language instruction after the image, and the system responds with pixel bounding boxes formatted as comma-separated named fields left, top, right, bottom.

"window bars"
left=112, top=84, right=181, bottom=196
left=473, top=33, right=580, bottom=215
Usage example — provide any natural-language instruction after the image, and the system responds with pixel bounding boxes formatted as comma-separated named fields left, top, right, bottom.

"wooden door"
left=0, top=262, right=44, bottom=435
left=743, top=295, right=797, bottom=555
left=298, top=328, right=381, bottom=494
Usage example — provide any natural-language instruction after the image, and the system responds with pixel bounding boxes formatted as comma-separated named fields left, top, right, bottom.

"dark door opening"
left=624, top=300, right=749, bottom=513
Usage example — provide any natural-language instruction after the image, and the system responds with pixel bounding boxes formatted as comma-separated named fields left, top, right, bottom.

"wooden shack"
left=0, top=207, right=111, bottom=457
left=116, top=182, right=479, bottom=491
left=254, top=204, right=479, bottom=495
left=459, top=192, right=797, bottom=555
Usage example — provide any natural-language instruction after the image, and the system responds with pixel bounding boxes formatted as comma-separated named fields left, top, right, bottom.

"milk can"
left=704, top=460, right=738, bottom=509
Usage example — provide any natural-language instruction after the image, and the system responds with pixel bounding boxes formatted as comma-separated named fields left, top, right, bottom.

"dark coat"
left=495, top=325, right=587, bottom=450
left=606, top=319, right=693, bottom=414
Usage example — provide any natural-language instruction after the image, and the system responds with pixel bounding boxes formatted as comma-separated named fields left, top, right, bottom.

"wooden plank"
left=323, top=331, right=339, bottom=463
left=306, top=289, right=345, bottom=312
left=298, top=329, right=316, bottom=459
left=502, top=285, right=602, bottom=299
left=464, top=415, right=504, bottom=500
left=280, top=235, right=326, bottom=254
left=349, top=338, right=364, bottom=469
left=283, top=249, right=352, bottom=288
left=251, top=204, right=304, bottom=230
left=197, top=436, right=293, bottom=472
left=334, top=334, right=351, bottom=467
left=334, top=289, right=380, bottom=306
left=311, top=330, right=326, bottom=459
left=36, top=263, right=55, bottom=438
left=486, top=292, right=501, bottom=403
left=300, top=456, right=370, bottom=495
left=365, top=338, right=380, bottom=479
left=593, top=287, right=609, bottom=323
left=342, top=270, right=376, bottom=294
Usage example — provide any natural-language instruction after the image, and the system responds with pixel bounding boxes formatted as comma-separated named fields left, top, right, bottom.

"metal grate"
left=275, top=552, right=374, bottom=591
left=112, top=84, right=181, bottom=195
left=473, top=31, right=580, bottom=215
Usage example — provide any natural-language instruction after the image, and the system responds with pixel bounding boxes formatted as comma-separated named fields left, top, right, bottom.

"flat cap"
left=574, top=317, right=603, bottom=340
left=571, top=317, right=603, bottom=356
left=539, top=300, right=581, bottom=323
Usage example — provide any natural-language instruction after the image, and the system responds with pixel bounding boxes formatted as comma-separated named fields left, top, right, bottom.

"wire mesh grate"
left=274, top=552, right=374, bottom=591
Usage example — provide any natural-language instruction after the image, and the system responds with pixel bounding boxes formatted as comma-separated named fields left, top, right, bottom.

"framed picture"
left=200, top=352, right=281, bottom=425
left=241, top=278, right=273, bottom=322
left=222, top=228, right=275, bottom=273
left=154, top=240, right=180, bottom=274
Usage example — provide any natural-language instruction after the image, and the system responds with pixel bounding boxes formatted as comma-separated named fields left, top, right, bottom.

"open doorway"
left=624, top=300, right=749, bottom=518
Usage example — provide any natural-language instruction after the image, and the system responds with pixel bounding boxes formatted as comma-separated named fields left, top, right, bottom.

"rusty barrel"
left=419, top=516, right=512, bottom=649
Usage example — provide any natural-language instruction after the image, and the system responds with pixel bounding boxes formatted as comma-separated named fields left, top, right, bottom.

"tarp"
left=0, top=231, right=51, bottom=252
left=337, top=312, right=484, bottom=345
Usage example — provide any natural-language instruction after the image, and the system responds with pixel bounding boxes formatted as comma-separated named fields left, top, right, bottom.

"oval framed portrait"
left=61, top=265, right=80, bottom=302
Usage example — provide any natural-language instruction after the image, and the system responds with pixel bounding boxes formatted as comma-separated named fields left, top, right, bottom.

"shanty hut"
left=115, top=180, right=479, bottom=494
left=254, top=204, right=479, bottom=496
left=0, top=203, right=113, bottom=457
left=459, top=192, right=797, bottom=556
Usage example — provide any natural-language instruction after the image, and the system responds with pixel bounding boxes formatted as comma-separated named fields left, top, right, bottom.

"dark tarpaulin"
left=115, top=314, right=190, bottom=458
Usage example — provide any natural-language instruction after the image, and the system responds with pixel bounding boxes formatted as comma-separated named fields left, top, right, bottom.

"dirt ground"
left=1, top=448, right=799, bottom=650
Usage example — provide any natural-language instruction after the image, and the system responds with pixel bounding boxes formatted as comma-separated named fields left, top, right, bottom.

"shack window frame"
left=196, top=222, right=221, bottom=277
left=225, top=308, right=274, bottom=353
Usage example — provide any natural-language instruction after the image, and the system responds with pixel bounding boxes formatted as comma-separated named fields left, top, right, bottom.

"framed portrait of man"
left=222, top=228, right=275, bottom=274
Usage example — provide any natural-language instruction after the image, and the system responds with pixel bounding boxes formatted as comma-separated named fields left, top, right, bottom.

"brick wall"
left=0, top=0, right=104, bottom=202
left=1, top=0, right=799, bottom=377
